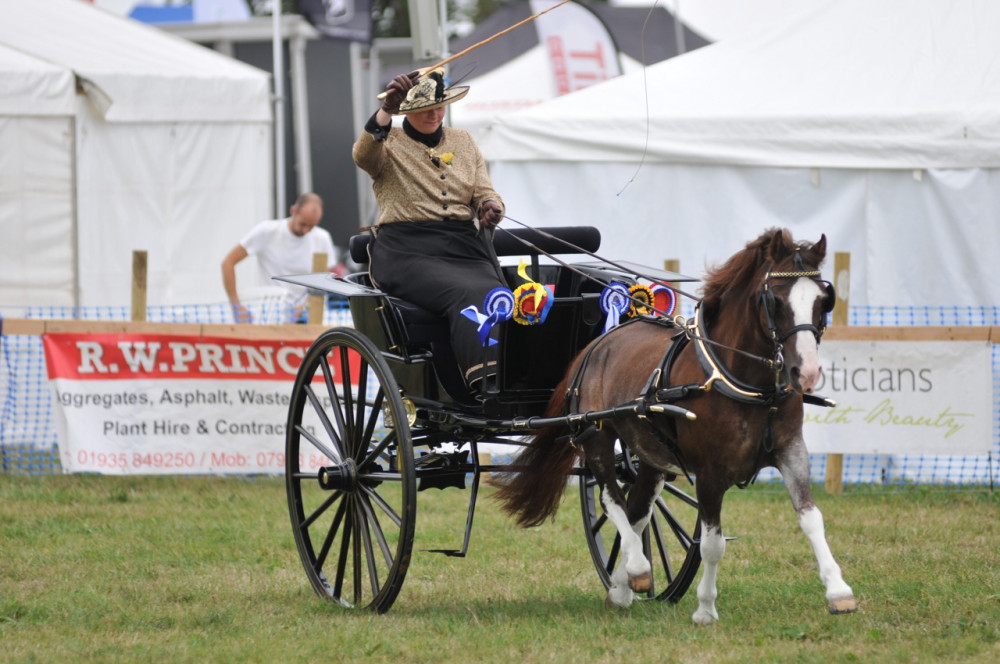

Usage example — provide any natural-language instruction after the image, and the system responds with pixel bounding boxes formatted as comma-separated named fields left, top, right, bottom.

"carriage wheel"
left=579, top=453, right=701, bottom=603
left=286, top=327, right=416, bottom=613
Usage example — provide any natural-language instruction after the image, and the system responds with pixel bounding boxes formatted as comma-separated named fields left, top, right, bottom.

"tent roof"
left=0, top=0, right=270, bottom=123
left=482, top=0, right=1000, bottom=169
left=0, top=44, right=75, bottom=116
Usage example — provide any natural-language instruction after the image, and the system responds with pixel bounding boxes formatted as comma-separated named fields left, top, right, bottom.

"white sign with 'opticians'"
left=803, top=340, right=993, bottom=455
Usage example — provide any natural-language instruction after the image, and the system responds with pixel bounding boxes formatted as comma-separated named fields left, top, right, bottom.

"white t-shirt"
left=240, top=218, right=337, bottom=306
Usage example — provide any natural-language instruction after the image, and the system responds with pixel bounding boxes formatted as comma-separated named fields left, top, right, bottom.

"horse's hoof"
left=829, top=596, right=858, bottom=614
left=691, top=608, right=719, bottom=626
left=604, top=595, right=629, bottom=610
left=628, top=572, right=652, bottom=593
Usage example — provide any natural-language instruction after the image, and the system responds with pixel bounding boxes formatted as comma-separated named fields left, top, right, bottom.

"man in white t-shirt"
left=221, top=193, right=339, bottom=323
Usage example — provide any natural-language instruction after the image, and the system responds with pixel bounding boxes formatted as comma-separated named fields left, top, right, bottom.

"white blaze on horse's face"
left=787, top=278, right=823, bottom=393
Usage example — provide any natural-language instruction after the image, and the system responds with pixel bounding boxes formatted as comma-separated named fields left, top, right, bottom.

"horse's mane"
left=700, top=228, right=824, bottom=319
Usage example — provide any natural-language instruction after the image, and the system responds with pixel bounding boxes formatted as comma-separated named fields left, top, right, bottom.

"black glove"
left=479, top=201, right=503, bottom=228
left=381, top=72, right=418, bottom=115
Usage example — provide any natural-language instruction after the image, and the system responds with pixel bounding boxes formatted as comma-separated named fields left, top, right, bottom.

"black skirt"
left=368, top=220, right=508, bottom=386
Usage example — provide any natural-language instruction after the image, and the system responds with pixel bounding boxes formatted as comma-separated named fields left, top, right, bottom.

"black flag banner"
left=299, top=0, right=372, bottom=43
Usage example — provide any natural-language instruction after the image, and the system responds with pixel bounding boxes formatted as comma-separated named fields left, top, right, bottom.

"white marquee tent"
left=481, top=0, right=1000, bottom=307
left=0, top=0, right=272, bottom=310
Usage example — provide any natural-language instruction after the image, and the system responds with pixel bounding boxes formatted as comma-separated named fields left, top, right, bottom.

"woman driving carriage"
left=352, top=69, right=507, bottom=397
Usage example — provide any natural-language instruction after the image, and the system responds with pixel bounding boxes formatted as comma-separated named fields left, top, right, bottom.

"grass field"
left=1, top=475, right=998, bottom=663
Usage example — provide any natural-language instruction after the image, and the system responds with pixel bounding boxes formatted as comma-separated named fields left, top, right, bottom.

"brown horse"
left=496, top=228, right=858, bottom=623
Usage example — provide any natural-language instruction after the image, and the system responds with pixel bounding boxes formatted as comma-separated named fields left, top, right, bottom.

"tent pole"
left=290, top=30, right=312, bottom=194
left=272, top=4, right=287, bottom=217
left=673, top=0, right=687, bottom=55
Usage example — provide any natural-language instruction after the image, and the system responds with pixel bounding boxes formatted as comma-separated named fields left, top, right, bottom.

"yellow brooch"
left=427, top=148, right=454, bottom=168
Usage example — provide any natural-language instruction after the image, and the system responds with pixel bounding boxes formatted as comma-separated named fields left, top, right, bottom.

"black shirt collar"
left=402, top=117, right=442, bottom=148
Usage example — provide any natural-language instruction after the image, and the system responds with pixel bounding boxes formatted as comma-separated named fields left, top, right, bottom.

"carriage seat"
left=343, top=273, right=449, bottom=347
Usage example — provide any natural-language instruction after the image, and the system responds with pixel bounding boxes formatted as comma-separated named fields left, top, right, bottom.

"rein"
left=498, top=216, right=702, bottom=302
left=496, top=218, right=830, bottom=372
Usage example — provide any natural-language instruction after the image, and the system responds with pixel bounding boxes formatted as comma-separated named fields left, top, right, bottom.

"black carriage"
left=278, top=226, right=703, bottom=613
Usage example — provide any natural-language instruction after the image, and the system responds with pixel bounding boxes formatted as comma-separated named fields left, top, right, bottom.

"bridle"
left=761, top=269, right=835, bottom=343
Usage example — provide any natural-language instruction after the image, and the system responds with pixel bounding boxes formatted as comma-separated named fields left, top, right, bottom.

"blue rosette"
left=600, top=282, right=630, bottom=333
left=460, top=287, right=515, bottom=346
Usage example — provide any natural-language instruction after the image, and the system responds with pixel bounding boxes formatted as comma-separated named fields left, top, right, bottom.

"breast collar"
left=689, top=304, right=795, bottom=406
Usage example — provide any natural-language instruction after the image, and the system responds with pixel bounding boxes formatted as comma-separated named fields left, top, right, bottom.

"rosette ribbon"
left=650, top=283, right=677, bottom=316
left=599, top=282, right=630, bottom=333
left=627, top=284, right=654, bottom=318
left=460, top=287, right=515, bottom=346
left=513, top=282, right=553, bottom=325
left=511, top=260, right=553, bottom=325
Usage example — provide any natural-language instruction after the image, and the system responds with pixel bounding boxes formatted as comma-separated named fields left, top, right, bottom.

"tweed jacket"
left=353, top=121, right=504, bottom=227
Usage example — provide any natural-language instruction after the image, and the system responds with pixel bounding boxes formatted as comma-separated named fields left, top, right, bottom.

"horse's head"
left=702, top=228, right=835, bottom=393
left=757, top=230, right=834, bottom=393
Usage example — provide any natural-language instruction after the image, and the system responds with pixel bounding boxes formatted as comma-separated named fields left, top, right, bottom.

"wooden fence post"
left=307, top=252, right=327, bottom=325
left=824, top=251, right=850, bottom=495
left=131, top=250, right=147, bottom=322
left=664, top=259, right=681, bottom=311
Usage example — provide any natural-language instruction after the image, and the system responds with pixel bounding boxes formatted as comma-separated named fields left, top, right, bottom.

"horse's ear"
left=811, top=234, right=828, bottom=263
left=762, top=228, right=791, bottom=262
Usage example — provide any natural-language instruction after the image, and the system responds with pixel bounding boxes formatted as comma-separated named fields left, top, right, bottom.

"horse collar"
left=691, top=304, right=794, bottom=406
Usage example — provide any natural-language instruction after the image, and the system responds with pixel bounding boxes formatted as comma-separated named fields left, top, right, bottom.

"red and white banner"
left=43, top=333, right=319, bottom=475
left=531, top=0, right=621, bottom=96
left=804, top=340, right=994, bottom=455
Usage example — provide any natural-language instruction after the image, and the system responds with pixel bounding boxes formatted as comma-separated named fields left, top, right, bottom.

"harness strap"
left=691, top=305, right=795, bottom=406
left=637, top=325, right=697, bottom=484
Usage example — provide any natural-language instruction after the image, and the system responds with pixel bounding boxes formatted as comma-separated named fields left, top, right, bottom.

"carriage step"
left=421, top=548, right=468, bottom=558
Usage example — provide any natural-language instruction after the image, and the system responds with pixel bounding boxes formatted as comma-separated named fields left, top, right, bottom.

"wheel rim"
left=580, top=455, right=702, bottom=603
left=286, top=328, right=415, bottom=612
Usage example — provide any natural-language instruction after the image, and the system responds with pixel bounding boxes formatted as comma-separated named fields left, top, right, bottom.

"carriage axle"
left=317, top=459, right=357, bottom=492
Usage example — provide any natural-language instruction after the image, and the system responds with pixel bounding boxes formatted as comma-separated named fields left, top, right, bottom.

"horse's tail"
left=494, top=374, right=582, bottom=528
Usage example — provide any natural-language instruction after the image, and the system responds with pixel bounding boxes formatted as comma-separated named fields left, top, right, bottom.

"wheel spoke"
left=359, top=428, right=397, bottom=471
left=295, top=421, right=341, bottom=465
left=330, top=500, right=353, bottom=601
left=338, top=351, right=357, bottom=448
left=316, top=497, right=348, bottom=572
left=351, top=506, right=363, bottom=605
left=361, top=484, right=402, bottom=528
left=353, top=359, right=371, bottom=455
left=317, top=355, right=349, bottom=448
left=606, top=535, right=622, bottom=574
left=662, top=481, right=699, bottom=509
left=655, top=497, right=695, bottom=550
left=649, top=514, right=675, bottom=582
left=300, top=489, right=343, bottom=530
left=356, top=496, right=382, bottom=599
left=590, top=510, right=608, bottom=537
left=359, top=387, right=387, bottom=453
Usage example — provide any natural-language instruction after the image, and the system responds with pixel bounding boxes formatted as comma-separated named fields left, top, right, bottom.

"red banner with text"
left=42, top=333, right=340, bottom=475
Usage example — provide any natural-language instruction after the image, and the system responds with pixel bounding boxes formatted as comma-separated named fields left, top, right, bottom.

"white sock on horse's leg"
left=798, top=506, right=857, bottom=612
left=601, top=491, right=651, bottom=584
left=692, top=522, right=725, bottom=625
